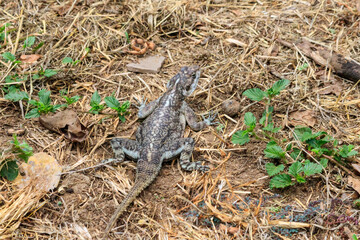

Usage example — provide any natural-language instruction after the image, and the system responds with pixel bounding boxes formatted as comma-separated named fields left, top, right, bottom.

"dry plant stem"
left=321, top=154, right=356, bottom=178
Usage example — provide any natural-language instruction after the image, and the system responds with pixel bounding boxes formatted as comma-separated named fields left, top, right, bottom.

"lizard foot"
left=202, top=110, right=219, bottom=126
left=132, top=96, right=147, bottom=109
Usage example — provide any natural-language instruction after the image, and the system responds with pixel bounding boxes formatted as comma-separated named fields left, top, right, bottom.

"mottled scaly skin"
left=103, top=66, right=215, bottom=237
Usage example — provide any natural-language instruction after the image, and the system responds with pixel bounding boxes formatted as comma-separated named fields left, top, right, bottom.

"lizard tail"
left=104, top=172, right=158, bottom=237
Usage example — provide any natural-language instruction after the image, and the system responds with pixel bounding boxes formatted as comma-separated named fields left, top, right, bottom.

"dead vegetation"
left=0, top=0, right=360, bottom=239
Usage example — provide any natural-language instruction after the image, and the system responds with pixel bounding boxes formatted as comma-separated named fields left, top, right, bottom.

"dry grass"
left=1, top=0, right=360, bottom=239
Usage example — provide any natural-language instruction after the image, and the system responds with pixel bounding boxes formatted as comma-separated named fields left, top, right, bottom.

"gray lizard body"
left=103, top=66, right=215, bottom=237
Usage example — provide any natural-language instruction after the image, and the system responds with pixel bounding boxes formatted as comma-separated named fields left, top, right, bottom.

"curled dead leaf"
left=14, top=152, right=62, bottom=191
left=352, top=164, right=360, bottom=174
left=348, top=176, right=360, bottom=195
left=39, top=110, right=88, bottom=142
left=289, top=110, right=316, bottom=127
left=19, top=54, right=41, bottom=69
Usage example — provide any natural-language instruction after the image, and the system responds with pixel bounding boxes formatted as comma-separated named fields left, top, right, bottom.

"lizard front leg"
left=161, top=138, right=209, bottom=172
left=134, top=96, right=160, bottom=119
left=183, top=102, right=217, bottom=131
left=102, top=138, right=140, bottom=164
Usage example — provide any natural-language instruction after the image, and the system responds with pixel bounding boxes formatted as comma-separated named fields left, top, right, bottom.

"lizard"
left=103, top=65, right=216, bottom=237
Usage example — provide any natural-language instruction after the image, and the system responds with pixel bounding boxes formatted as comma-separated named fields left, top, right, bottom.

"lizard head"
left=167, top=65, right=200, bottom=97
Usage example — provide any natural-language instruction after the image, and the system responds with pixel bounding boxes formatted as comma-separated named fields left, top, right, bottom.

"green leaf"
left=23, top=36, right=36, bottom=48
left=303, top=162, right=323, bottom=176
left=243, top=88, right=266, bottom=102
left=244, top=112, right=256, bottom=128
left=32, top=74, right=40, bottom=80
left=52, top=104, right=66, bottom=111
left=11, top=134, right=33, bottom=162
left=62, top=57, right=73, bottom=64
left=269, top=174, right=293, bottom=189
left=265, top=163, right=284, bottom=177
left=32, top=41, right=44, bottom=52
left=0, top=160, right=18, bottom=181
left=231, top=130, right=250, bottom=145
left=43, top=69, right=57, bottom=77
left=104, top=96, right=120, bottom=109
left=5, top=91, right=29, bottom=101
left=262, top=122, right=281, bottom=133
left=25, top=108, right=40, bottom=118
left=338, top=145, right=358, bottom=158
left=293, top=127, right=312, bottom=141
left=298, top=63, right=309, bottom=71
left=320, top=158, right=328, bottom=168
left=288, top=161, right=303, bottom=177
left=2, top=52, right=15, bottom=62
left=290, top=148, right=303, bottom=161
left=295, top=175, right=306, bottom=183
left=38, top=89, right=51, bottom=105
left=268, top=79, right=290, bottom=97
left=90, top=91, right=101, bottom=106
left=119, top=115, right=126, bottom=123
left=264, top=141, right=285, bottom=159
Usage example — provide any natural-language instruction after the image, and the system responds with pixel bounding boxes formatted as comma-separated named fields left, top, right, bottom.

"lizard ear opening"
left=183, top=70, right=200, bottom=96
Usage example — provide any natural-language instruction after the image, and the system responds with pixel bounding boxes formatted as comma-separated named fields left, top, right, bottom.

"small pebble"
left=221, top=99, right=241, bottom=117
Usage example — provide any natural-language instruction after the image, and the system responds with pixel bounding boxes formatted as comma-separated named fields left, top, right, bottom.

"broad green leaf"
left=0, top=160, right=18, bottom=181
left=44, top=69, right=57, bottom=77
left=5, top=91, right=29, bottom=101
left=120, top=101, right=130, bottom=112
left=293, top=127, right=312, bottom=141
left=303, top=162, right=323, bottom=176
left=262, top=122, right=281, bottom=133
left=338, top=145, right=358, bottom=158
left=288, top=161, right=303, bottom=177
left=290, top=148, right=303, bottom=161
left=119, top=115, right=126, bottom=123
left=243, top=88, right=265, bottom=102
left=265, top=163, right=284, bottom=177
left=62, top=57, right=73, bottom=64
left=32, top=74, right=40, bottom=80
left=231, top=130, right=250, bottom=145
left=104, top=96, right=120, bottom=109
left=320, top=158, right=328, bottom=168
left=52, top=104, right=66, bottom=111
left=11, top=135, right=33, bottom=162
left=23, top=36, right=36, bottom=48
left=2, top=52, right=15, bottom=62
left=269, top=174, right=293, bottom=189
left=244, top=112, right=256, bottom=128
left=38, top=89, right=51, bottom=105
left=25, top=108, right=40, bottom=118
left=264, top=141, right=285, bottom=159
left=90, top=91, right=101, bottom=106
left=268, top=79, right=290, bottom=96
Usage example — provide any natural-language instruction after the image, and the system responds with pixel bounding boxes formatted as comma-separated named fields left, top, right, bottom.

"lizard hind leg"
left=161, top=138, right=209, bottom=172
left=102, top=138, right=140, bottom=165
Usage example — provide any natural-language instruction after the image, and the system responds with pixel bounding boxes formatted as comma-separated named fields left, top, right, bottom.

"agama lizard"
left=103, top=66, right=216, bottom=237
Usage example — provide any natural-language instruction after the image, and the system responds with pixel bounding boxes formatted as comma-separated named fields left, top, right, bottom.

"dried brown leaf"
left=352, top=164, right=360, bottom=175
left=348, top=176, right=360, bottom=195
left=39, top=110, right=88, bottom=142
left=19, top=54, right=41, bottom=69
left=289, top=110, right=316, bottom=127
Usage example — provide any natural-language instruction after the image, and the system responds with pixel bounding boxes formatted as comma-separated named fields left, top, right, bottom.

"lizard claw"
left=202, top=110, right=218, bottom=126
left=132, top=96, right=147, bottom=109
